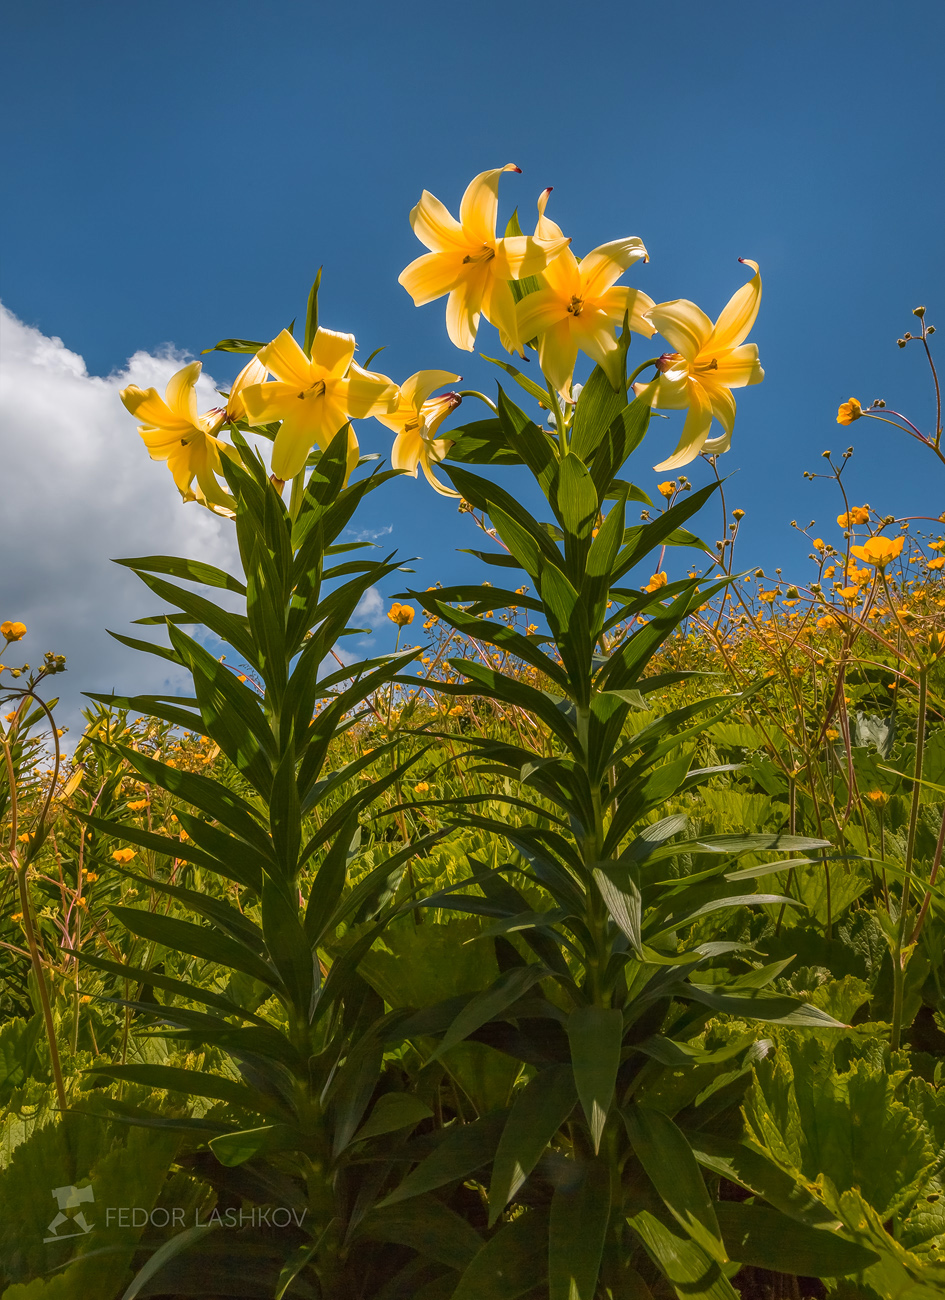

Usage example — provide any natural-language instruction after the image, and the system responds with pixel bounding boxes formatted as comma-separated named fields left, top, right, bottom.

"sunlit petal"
left=420, top=443, right=461, bottom=497
left=596, top=286, right=656, bottom=337
left=445, top=268, right=488, bottom=351
left=399, top=250, right=466, bottom=305
left=226, top=355, right=268, bottom=421
left=493, top=233, right=572, bottom=280
left=707, top=343, right=764, bottom=389
left=240, top=380, right=303, bottom=426
left=710, top=260, right=761, bottom=352
left=409, top=189, right=468, bottom=253
left=702, top=379, right=737, bottom=435
left=391, top=427, right=422, bottom=474
left=482, top=277, right=522, bottom=355
left=540, top=246, right=582, bottom=299
left=537, top=318, right=579, bottom=398
left=459, top=164, right=520, bottom=245
left=653, top=380, right=714, bottom=471
left=517, top=287, right=569, bottom=342
left=310, top=327, right=356, bottom=379
left=572, top=310, right=624, bottom=389
left=634, top=372, right=690, bottom=410
left=579, top=238, right=649, bottom=299
left=164, top=362, right=202, bottom=424
left=120, top=386, right=192, bottom=433
left=535, top=187, right=566, bottom=241
left=647, top=299, right=714, bottom=361
left=401, top=369, right=461, bottom=409
left=257, top=330, right=312, bottom=387
left=344, top=363, right=399, bottom=418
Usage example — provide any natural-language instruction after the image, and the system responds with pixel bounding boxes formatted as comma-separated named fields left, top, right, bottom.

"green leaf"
left=594, top=865, right=643, bottom=957
left=685, top=1131, right=841, bottom=1229
left=489, top=1064, right=576, bottom=1224
left=551, top=452, right=599, bottom=541
left=715, top=1202, right=878, bottom=1277
left=303, top=267, right=322, bottom=355
left=208, top=1123, right=299, bottom=1167
left=112, top=554, right=246, bottom=595
left=427, top=964, right=549, bottom=1064
left=567, top=1005, right=623, bottom=1152
left=119, top=1223, right=220, bottom=1300
left=549, top=1157, right=611, bottom=1300
left=451, top=1208, right=550, bottom=1300
left=683, top=984, right=846, bottom=1027
left=380, top=1111, right=508, bottom=1208
left=624, top=1105, right=726, bottom=1265
left=629, top=1210, right=739, bottom=1300
left=261, top=874, right=316, bottom=1018
left=445, top=419, right=525, bottom=467
left=87, top=1064, right=271, bottom=1112
left=482, top=353, right=550, bottom=407
left=354, top=1093, right=434, bottom=1142
left=201, top=337, right=266, bottom=354
left=109, top=905, right=280, bottom=989
left=356, top=1196, right=483, bottom=1271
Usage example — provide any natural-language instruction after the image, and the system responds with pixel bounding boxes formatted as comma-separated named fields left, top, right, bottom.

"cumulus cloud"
left=0, top=304, right=239, bottom=737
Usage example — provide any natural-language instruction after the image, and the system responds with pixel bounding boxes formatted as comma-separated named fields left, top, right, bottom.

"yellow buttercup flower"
left=837, top=506, right=870, bottom=527
left=1, top=621, right=27, bottom=643
left=398, top=166, right=570, bottom=354
left=111, top=848, right=137, bottom=864
left=387, top=603, right=415, bottom=627
left=850, top=535, right=905, bottom=568
left=928, top=556, right=945, bottom=571
left=813, top=539, right=826, bottom=552
left=657, top=481, right=676, bottom=498
left=374, top=371, right=462, bottom=497
left=120, top=362, right=235, bottom=513
left=127, top=799, right=149, bottom=811
left=240, top=328, right=398, bottom=481
left=515, top=190, right=653, bottom=396
left=644, top=572, right=668, bottom=593
left=837, top=397, right=862, bottom=425
left=634, top=260, right=764, bottom=471
left=866, top=790, right=888, bottom=807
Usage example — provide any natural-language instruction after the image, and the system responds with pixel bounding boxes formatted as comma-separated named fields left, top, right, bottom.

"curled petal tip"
left=506, top=164, right=522, bottom=173
left=543, top=186, right=553, bottom=195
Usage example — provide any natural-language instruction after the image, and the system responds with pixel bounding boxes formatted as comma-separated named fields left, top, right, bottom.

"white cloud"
left=354, top=586, right=384, bottom=623
left=0, top=304, right=240, bottom=738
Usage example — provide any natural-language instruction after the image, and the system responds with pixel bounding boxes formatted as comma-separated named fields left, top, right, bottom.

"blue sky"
left=1, top=0, right=944, bottom=721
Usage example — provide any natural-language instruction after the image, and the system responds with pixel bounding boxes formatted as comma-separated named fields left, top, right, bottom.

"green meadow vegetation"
left=2, top=168, right=945, bottom=1299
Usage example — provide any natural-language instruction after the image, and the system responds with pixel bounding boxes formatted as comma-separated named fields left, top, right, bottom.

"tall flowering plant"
left=96, top=166, right=878, bottom=1299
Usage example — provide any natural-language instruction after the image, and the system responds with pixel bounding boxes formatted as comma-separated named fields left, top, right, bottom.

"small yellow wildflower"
left=865, top=790, right=889, bottom=807
left=825, top=727, right=839, bottom=741
left=1, top=621, right=26, bottom=643
left=388, top=603, right=415, bottom=627
left=448, top=705, right=464, bottom=717
left=414, top=781, right=430, bottom=793
left=928, top=557, right=945, bottom=571
left=127, top=799, right=149, bottom=811
left=657, top=481, right=676, bottom=498
left=813, top=538, right=825, bottom=552
left=644, top=572, right=668, bottom=594
left=850, top=535, right=904, bottom=568
left=836, top=397, right=862, bottom=425
left=111, top=848, right=137, bottom=864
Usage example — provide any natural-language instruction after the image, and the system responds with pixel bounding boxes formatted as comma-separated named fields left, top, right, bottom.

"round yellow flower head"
left=1, top=621, right=27, bottom=643
left=850, top=535, right=905, bottom=568
left=448, top=704, right=464, bottom=717
left=414, top=781, right=430, bottom=793
left=813, top=538, right=826, bottom=553
left=657, top=481, right=676, bottom=498
left=644, top=572, right=668, bottom=593
left=928, top=557, right=945, bottom=571
left=837, top=506, right=870, bottom=527
left=387, top=603, right=415, bottom=627
left=836, top=398, right=862, bottom=425
left=865, top=790, right=889, bottom=807
left=111, top=848, right=137, bottom=864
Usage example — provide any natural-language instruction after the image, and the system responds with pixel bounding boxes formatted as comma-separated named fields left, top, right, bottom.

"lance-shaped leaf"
left=380, top=1111, right=508, bottom=1208
left=426, top=964, right=549, bottom=1064
left=629, top=1210, right=739, bottom=1300
left=567, top=1005, right=623, bottom=1152
left=593, top=864, right=643, bottom=957
left=489, top=1063, right=576, bottom=1224
left=451, top=1208, right=550, bottom=1300
left=715, top=1202, right=878, bottom=1278
left=549, top=1156, right=611, bottom=1300
left=113, top=554, right=247, bottom=595
left=624, top=1104, right=726, bottom=1265
left=109, top=905, right=280, bottom=989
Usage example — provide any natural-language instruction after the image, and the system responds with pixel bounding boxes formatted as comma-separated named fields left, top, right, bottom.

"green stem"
left=456, top=389, right=498, bottom=414
left=892, top=661, right=928, bottom=1050
left=626, top=358, right=661, bottom=389
left=545, top=381, right=567, bottom=454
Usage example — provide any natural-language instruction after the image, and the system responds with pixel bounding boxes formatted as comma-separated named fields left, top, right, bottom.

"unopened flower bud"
left=732, top=508, right=745, bottom=520
left=897, top=339, right=907, bottom=348
left=913, top=305, right=926, bottom=318
left=903, top=332, right=912, bottom=340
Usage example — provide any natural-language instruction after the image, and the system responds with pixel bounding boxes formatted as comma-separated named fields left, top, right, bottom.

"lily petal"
left=596, top=286, right=657, bottom=337
left=710, top=260, right=761, bottom=352
left=445, top=268, right=488, bottom=351
left=539, top=246, right=582, bottom=300
left=517, top=287, right=569, bottom=343
left=226, top=355, right=268, bottom=421
left=579, top=238, right=649, bottom=300
left=653, top=379, right=714, bottom=471
left=702, top=379, right=737, bottom=435
left=401, top=369, right=461, bottom=409
left=537, top=318, right=579, bottom=398
left=535, top=188, right=566, bottom=241
left=344, top=363, right=399, bottom=418
left=647, top=299, right=714, bottom=362
left=310, top=327, right=356, bottom=379
left=482, top=276, right=522, bottom=356
left=571, top=309, right=624, bottom=389
left=706, top=343, right=764, bottom=389
left=399, top=250, right=466, bottom=305
left=493, top=233, right=572, bottom=281
left=634, top=373, right=690, bottom=410
left=164, top=362, right=202, bottom=424
left=257, top=330, right=313, bottom=388
left=121, top=386, right=192, bottom=433
left=391, top=427, right=422, bottom=474
left=240, top=380, right=303, bottom=426
left=459, top=164, right=520, bottom=245
left=420, top=441, right=460, bottom=496
left=270, top=396, right=349, bottom=480
left=409, top=189, right=468, bottom=253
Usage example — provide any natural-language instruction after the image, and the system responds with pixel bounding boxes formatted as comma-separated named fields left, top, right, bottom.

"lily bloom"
left=120, top=361, right=235, bottom=513
left=634, top=260, right=764, bottom=471
left=225, top=354, right=269, bottom=423
left=374, top=370, right=462, bottom=496
left=398, top=166, right=570, bottom=354
left=516, top=190, right=654, bottom=396
left=240, top=328, right=398, bottom=481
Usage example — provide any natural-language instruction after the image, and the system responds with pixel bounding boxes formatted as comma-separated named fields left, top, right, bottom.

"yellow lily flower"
left=120, top=361, right=235, bottom=513
left=240, top=328, right=398, bottom=481
left=398, top=166, right=571, bottom=354
left=634, top=260, right=764, bottom=471
left=516, top=189, right=654, bottom=396
left=225, top=354, right=268, bottom=423
left=374, top=370, right=462, bottom=496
